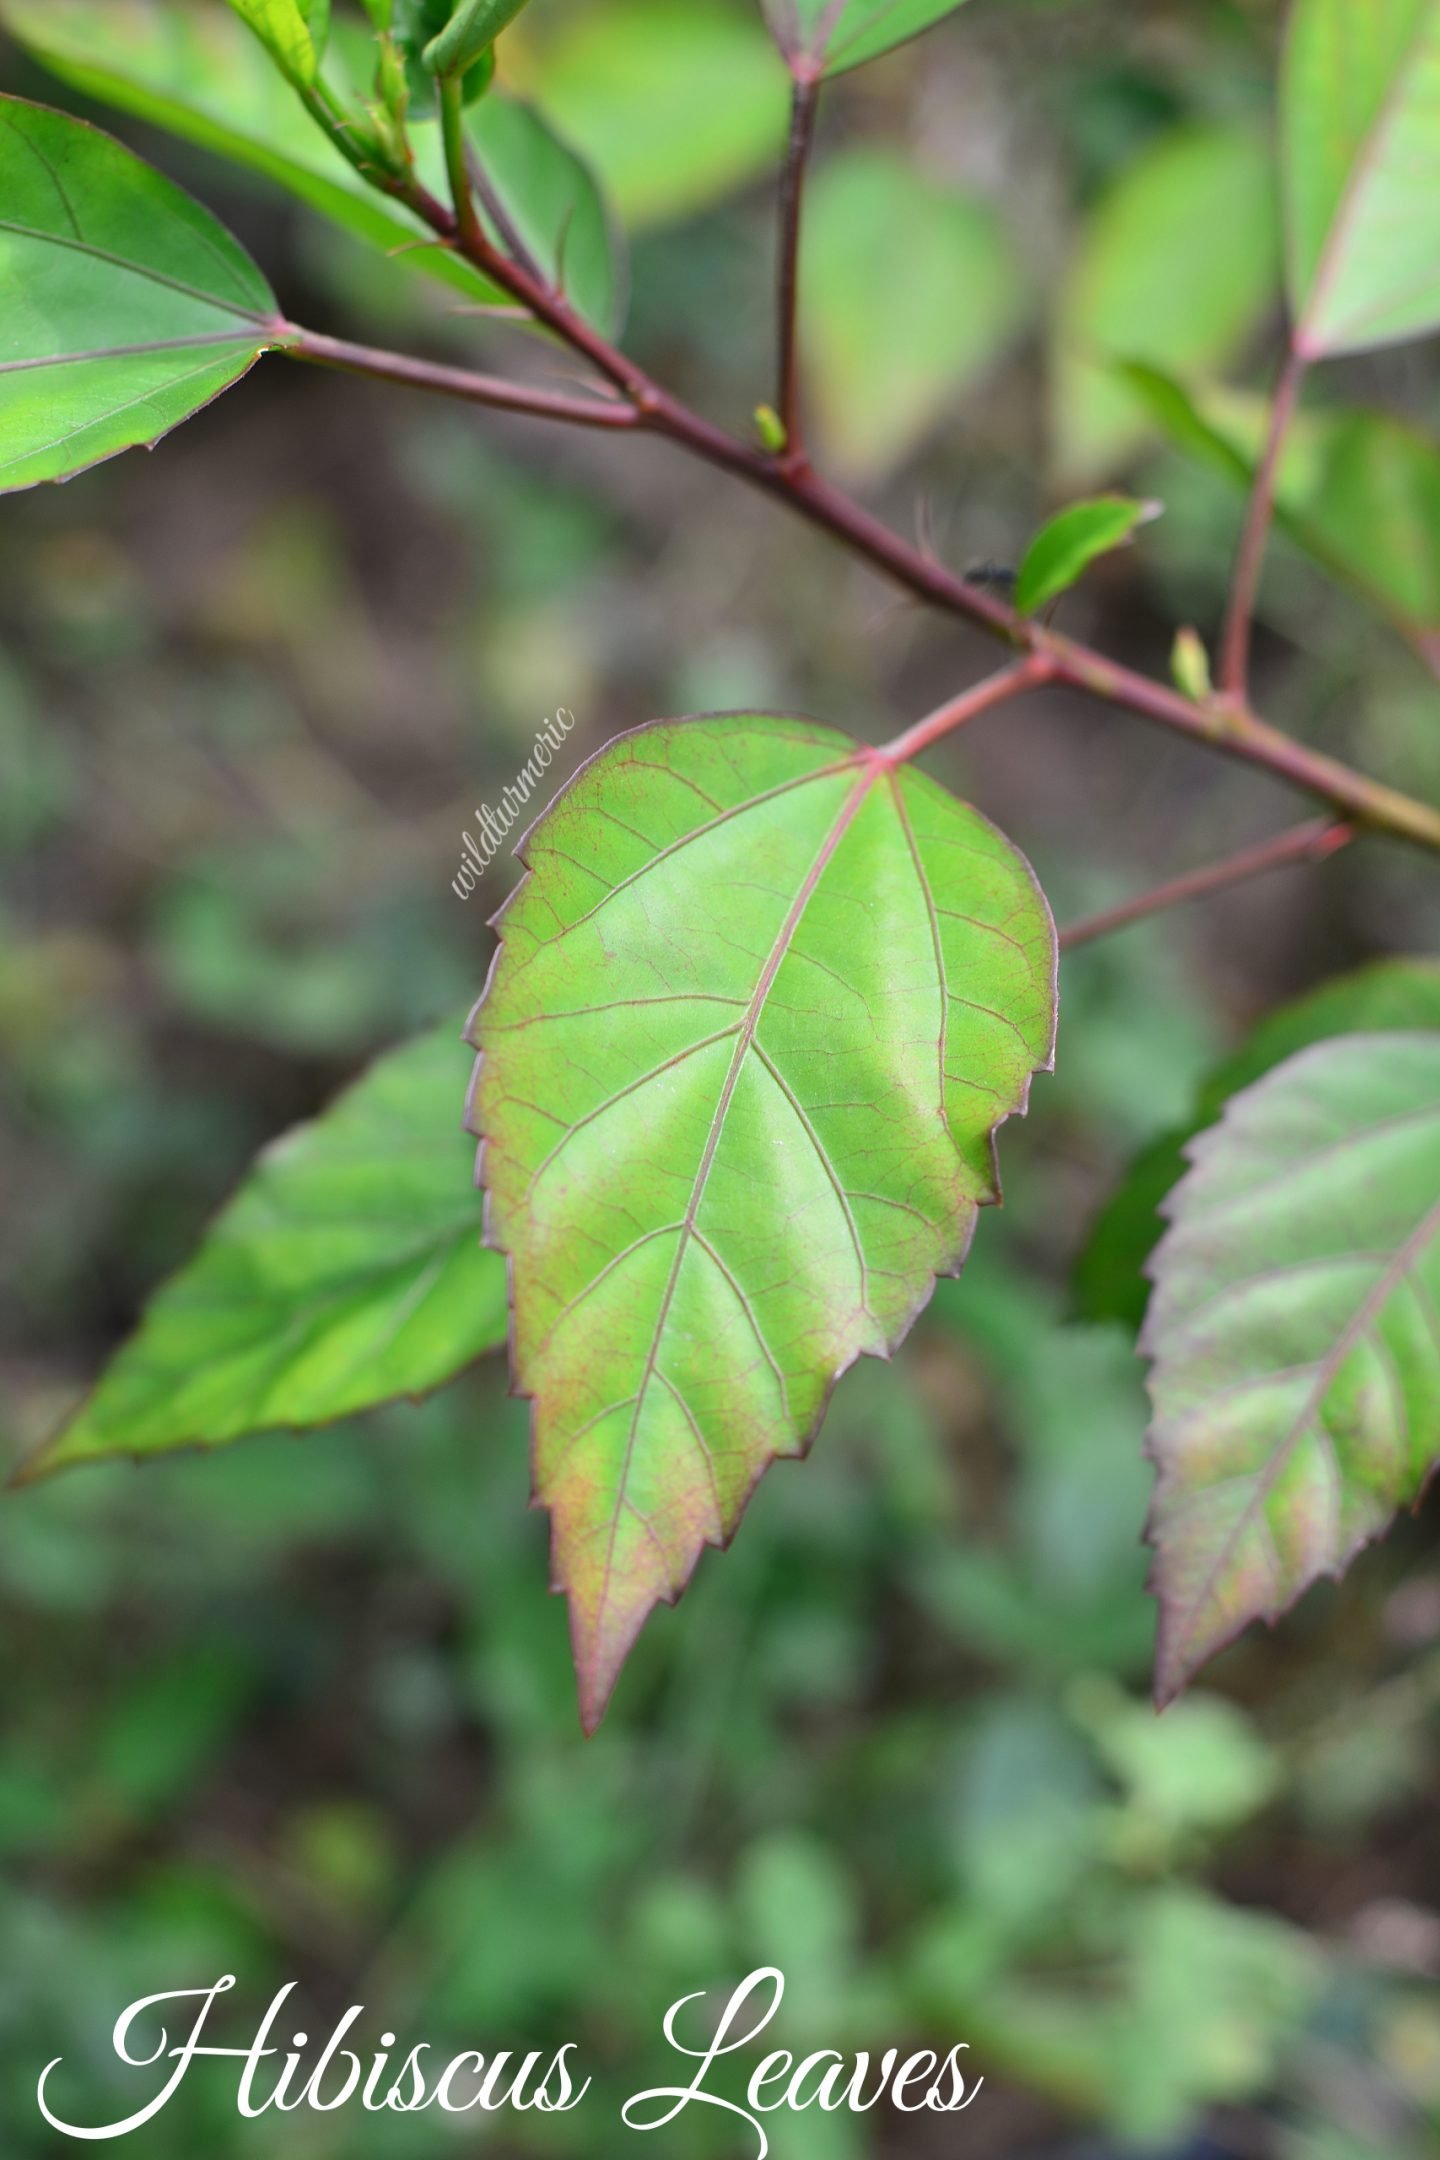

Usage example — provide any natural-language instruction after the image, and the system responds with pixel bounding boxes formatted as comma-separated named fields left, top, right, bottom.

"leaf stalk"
left=1218, top=345, right=1308, bottom=701
left=775, top=74, right=820, bottom=455
left=878, top=658, right=1055, bottom=764
left=1058, top=817, right=1352, bottom=952
left=283, top=325, right=640, bottom=430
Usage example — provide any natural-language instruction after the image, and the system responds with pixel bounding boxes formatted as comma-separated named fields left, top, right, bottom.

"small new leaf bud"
left=1171, top=627, right=1213, bottom=704
left=754, top=404, right=789, bottom=455
left=376, top=34, right=410, bottom=121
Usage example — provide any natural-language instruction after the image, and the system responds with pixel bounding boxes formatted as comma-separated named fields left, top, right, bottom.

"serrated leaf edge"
left=463, top=709, right=1057, bottom=1731
left=1140, top=1029, right=1440, bottom=1706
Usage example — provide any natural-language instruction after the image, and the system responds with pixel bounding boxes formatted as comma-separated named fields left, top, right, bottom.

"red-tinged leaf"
left=466, top=715, right=1057, bottom=1730
left=1283, top=0, right=1440, bottom=358
left=1144, top=1032, right=1440, bottom=1705
left=1077, top=958, right=1440, bottom=1331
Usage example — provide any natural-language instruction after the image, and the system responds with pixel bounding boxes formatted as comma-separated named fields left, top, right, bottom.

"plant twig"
left=775, top=74, right=819, bottom=455
left=1219, top=346, right=1308, bottom=701
left=466, top=144, right=545, bottom=283
left=298, top=83, right=419, bottom=205
left=268, top=118, right=1440, bottom=860
left=1058, top=817, right=1352, bottom=952
left=439, top=75, right=486, bottom=255
left=283, top=325, right=640, bottom=430
left=878, top=657, right=1055, bottom=764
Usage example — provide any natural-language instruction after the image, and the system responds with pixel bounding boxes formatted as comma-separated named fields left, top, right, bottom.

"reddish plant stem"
left=466, top=145, right=545, bottom=284
left=879, top=657, right=1055, bottom=764
left=282, top=326, right=641, bottom=431
left=1058, top=817, right=1352, bottom=952
left=1219, top=345, right=1308, bottom=702
left=775, top=74, right=820, bottom=452
left=278, top=161, right=1440, bottom=858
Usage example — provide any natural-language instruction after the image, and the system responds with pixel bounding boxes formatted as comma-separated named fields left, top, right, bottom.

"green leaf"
left=1296, top=408, right=1440, bottom=651
left=3, top=1, right=624, bottom=333
left=299, top=0, right=330, bottom=58
left=22, top=1022, right=507, bottom=1481
left=225, top=0, right=319, bottom=85
left=1123, top=365, right=1440, bottom=660
left=1145, top=1030, right=1440, bottom=1703
left=1014, top=495, right=1161, bottom=618
left=762, top=0, right=971, bottom=77
left=1078, top=959, right=1440, bottom=1331
left=467, top=714, right=1057, bottom=1729
left=1051, top=124, right=1279, bottom=484
left=1283, top=0, right=1440, bottom=358
left=3, top=1, right=473, bottom=290
left=525, top=0, right=790, bottom=228
left=421, top=0, right=530, bottom=77
left=468, top=95, right=624, bottom=337
left=0, top=96, right=291, bottom=494
left=804, top=149, right=1025, bottom=481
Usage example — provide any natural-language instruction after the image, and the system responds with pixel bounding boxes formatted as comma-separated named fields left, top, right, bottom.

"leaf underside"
left=804, top=149, right=1024, bottom=482
left=1144, top=1031, right=1440, bottom=1704
left=1079, top=960, right=1440, bottom=1332
left=1052, top=123, right=1278, bottom=484
left=1283, top=0, right=1440, bottom=357
left=0, top=94, right=289, bottom=492
left=468, top=715, right=1057, bottom=1730
left=25, top=1023, right=508, bottom=1482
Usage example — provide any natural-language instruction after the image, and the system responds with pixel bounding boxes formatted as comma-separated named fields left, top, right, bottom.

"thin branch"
left=465, top=146, right=546, bottom=283
left=776, top=73, right=820, bottom=454
left=264, top=112, right=1440, bottom=860
left=282, top=325, right=639, bottom=431
left=1038, top=631, right=1440, bottom=852
left=1219, top=346, right=1308, bottom=701
left=1058, top=818, right=1352, bottom=952
left=878, top=657, right=1055, bottom=765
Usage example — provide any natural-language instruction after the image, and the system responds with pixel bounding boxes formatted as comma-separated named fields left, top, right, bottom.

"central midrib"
left=590, top=763, right=879, bottom=1620
left=1296, top=3, right=1440, bottom=351
left=1171, top=1186, right=1440, bottom=1658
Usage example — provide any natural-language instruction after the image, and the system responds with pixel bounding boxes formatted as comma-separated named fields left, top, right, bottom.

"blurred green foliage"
left=0, top=0, right=1438, bottom=2154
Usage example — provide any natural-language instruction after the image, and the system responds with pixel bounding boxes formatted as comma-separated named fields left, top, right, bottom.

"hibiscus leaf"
left=467, top=713, right=1057, bottom=1730
left=0, top=95, right=292, bottom=493
left=1145, top=1031, right=1440, bottom=1703
left=1283, top=0, right=1440, bottom=358
left=22, top=1021, right=506, bottom=1481
left=1077, top=959, right=1440, bottom=1331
